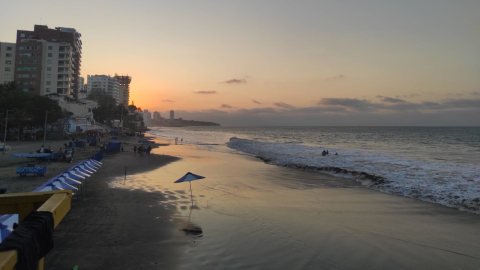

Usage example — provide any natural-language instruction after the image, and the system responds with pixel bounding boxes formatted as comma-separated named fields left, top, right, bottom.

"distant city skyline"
left=1, top=0, right=479, bottom=126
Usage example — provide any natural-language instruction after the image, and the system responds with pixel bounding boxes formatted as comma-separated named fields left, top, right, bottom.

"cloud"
left=471, top=92, right=480, bottom=96
left=447, top=93, right=464, bottom=97
left=318, top=98, right=375, bottom=111
left=194, top=90, right=217, bottom=94
left=443, top=98, right=480, bottom=108
left=376, top=95, right=384, bottom=98
left=160, top=97, right=480, bottom=126
left=221, top=78, right=247, bottom=84
left=252, top=99, right=262, bottom=105
left=274, top=102, right=296, bottom=110
left=380, top=97, right=406, bottom=103
left=409, top=93, right=421, bottom=97
left=162, top=99, right=174, bottom=102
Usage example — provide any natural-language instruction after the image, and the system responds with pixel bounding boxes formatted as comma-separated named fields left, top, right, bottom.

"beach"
left=26, top=135, right=479, bottom=269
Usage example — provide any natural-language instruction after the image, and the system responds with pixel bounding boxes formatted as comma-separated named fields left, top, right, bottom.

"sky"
left=1, top=0, right=479, bottom=126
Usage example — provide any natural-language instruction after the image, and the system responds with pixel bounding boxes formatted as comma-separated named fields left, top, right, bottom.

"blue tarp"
left=106, top=141, right=121, bottom=152
left=92, top=150, right=103, bottom=161
left=69, top=141, right=86, bottom=148
left=138, top=140, right=155, bottom=144
left=10, top=153, right=52, bottom=158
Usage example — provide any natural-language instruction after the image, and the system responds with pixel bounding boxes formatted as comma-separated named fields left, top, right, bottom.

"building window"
left=4, top=74, right=10, bottom=79
left=46, top=81, right=51, bottom=85
left=5, top=67, right=11, bottom=71
left=20, top=34, right=25, bottom=38
left=46, top=88, right=50, bottom=92
left=47, top=60, right=52, bottom=64
left=6, top=53, right=12, bottom=57
left=48, top=46, right=53, bottom=50
left=47, top=67, right=51, bottom=71
left=48, top=53, right=52, bottom=57
left=19, top=46, right=24, bottom=50
left=46, top=74, right=51, bottom=78
left=5, top=61, right=11, bottom=65
left=7, top=46, right=12, bottom=51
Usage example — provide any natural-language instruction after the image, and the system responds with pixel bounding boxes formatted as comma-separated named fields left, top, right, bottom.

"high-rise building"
left=114, top=75, right=131, bottom=107
left=170, top=110, right=174, bottom=121
left=0, top=42, right=15, bottom=84
left=87, top=75, right=120, bottom=105
left=143, top=109, right=152, bottom=126
left=153, top=111, right=161, bottom=120
left=78, top=76, right=87, bottom=99
left=14, top=25, right=82, bottom=97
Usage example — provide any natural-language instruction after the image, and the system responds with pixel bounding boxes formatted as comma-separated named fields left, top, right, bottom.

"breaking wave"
left=227, top=137, right=480, bottom=214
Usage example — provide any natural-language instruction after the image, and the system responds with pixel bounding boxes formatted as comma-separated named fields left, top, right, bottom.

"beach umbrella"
left=71, top=168, right=91, bottom=177
left=62, top=172, right=84, bottom=181
left=174, top=172, right=205, bottom=202
left=34, top=183, right=64, bottom=192
left=0, top=214, right=16, bottom=242
left=80, top=162, right=97, bottom=172
left=75, top=164, right=95, bottom=174
left=57, top=176, right=82, bottom=185
left=0, top=223, right=13, bottom=241
left=52, top=179, right=78, bottom=191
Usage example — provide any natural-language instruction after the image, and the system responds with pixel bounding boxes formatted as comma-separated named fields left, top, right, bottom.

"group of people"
left=174, top=137, right=183, bottom=145
left=322, top=150, right=338, bottom=156
left=57, top=147, right=75, bottom=162
left=133, top=145, right=152, bottom=155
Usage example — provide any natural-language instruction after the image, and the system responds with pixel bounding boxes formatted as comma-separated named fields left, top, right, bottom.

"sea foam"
left=227, top=137, right=480, bottom=214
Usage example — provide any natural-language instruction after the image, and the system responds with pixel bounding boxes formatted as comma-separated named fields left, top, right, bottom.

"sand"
left=4, top=135, right=480, bottom=269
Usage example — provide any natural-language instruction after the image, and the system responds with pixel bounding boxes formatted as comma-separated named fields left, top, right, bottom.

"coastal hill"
left=150, top=118, right=220, bottom=127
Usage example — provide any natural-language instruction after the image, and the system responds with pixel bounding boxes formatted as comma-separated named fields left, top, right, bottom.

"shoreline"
left=3, top=131, right=480, bottom=269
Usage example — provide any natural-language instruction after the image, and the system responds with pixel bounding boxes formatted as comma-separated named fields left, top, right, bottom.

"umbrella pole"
left=189, top=181, right=193, bottom=203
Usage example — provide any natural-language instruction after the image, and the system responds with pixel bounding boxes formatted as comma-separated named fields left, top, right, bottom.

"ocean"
left=149, top=126, right=480, bottom=213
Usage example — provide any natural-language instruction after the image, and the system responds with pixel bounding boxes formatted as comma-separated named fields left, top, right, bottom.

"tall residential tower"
left=14, top=25, right=82, bottom=97
left=114, top=75, right=132, bottom=107
left=0, top=42, right=15, bottom=84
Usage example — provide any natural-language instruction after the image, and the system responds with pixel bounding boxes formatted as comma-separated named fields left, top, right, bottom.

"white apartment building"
left=0, top=42, right=15, bottom=84
left=15, top=39, right=74, bottom=96
left=78, top=76, right=87, bottom=99
left=143, top=110, right=152, bottom=126
left=87, top=75, right=120, bottom=105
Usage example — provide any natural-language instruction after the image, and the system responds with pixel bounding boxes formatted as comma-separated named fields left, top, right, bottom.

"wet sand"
left=44, top=137, right=480, bottom=269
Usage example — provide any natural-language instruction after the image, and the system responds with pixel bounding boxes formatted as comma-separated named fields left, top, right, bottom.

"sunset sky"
left=1, top=0, right=479, bottom=125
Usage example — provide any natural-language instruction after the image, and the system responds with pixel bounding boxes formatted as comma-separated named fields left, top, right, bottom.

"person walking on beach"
left=181, top=138, right=183, bottom=145
left=133, top=146, right=137, bottom=155
left=175, top=137, right=178, bottom=145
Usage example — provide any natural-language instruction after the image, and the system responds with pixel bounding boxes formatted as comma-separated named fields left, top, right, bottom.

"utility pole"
left=43, top=110, right=54, bottom=146
left=3, top=110, right=9, bottom=155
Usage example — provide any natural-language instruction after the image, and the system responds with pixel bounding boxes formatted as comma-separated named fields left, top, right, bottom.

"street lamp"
left=43, top=110, right=55, bottom=146
left=3, top=109, right=15, bottom=155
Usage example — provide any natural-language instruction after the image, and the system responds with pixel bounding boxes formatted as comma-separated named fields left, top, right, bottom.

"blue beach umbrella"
left=174, top=172, right=205, bottom=201
left=0, top=214, right=16, bottom=242
left=51, top=179, right=78, bottom=191
left=0, top=223, right=12, bottom=241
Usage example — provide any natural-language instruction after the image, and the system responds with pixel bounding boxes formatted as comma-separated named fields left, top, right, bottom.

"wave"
left=227, top=137, right=480, bottom=214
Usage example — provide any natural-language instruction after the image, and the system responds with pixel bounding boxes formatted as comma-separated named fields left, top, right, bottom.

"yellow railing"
left=0, top=190, right=73, bottom=270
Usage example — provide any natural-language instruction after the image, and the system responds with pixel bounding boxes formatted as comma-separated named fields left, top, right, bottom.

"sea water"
left=149, top=126, right=480, bottom=213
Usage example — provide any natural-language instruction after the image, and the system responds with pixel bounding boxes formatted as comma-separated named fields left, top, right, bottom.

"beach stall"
left=105, top=141, right=121, bottom=152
